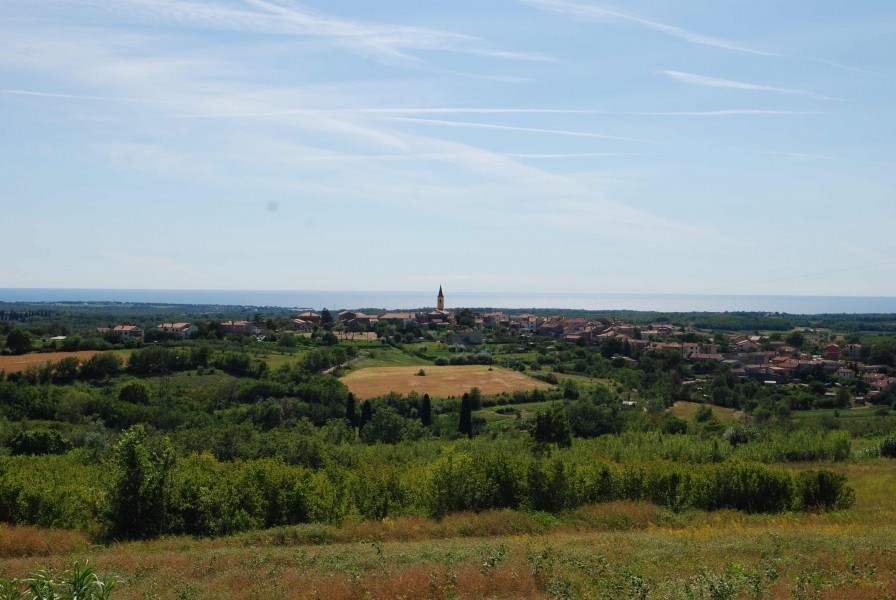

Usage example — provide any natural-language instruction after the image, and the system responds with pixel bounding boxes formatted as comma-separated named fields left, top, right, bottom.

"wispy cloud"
left=376, top=116, right=663, bottom=144
left=660, top=70, right=839, bottom=100
left=631, top=109, right=826, bottom=116
left=760, top=150, right=896, bottom=168
left=0, top=88, right=167, bottom=104
left=59, top=0, right=550, bottom=66
left=521, top=0, right=866, bottom=73
left=520, top=0, right=774, bottom=56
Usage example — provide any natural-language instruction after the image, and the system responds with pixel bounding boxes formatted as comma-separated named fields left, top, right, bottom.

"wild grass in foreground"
left=3, top=459, right=896, bottom=600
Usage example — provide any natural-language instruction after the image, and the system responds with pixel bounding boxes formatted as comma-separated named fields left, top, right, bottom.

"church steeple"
left=437, top=285, right=445, bottom=311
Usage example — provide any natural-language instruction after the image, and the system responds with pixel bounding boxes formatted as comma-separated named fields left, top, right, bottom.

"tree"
left=359, top=400, right=373, bottom=430
left=5, top=329, right=31, bottom=355
left=346, top=392, right=358, bottom=428
left=531, top=403, right=572, bottom=447
left=9, top=429, right=71, bottom=455
left=458, top=393, right=472, bottom=438
left=106, top=425, right=173, bottom=540
left=320, top=308, right=334, bottom=330
left=119, top=382, right=151, bottom=405
left=421, top=393, right=432, bottom=428
left=80, top=352, right=122, bottom=379
left=52, top=356, right=80, bottom=383
left=785, top=330, right=806, bottom=349
left=360, top=405, right=407, bottom=444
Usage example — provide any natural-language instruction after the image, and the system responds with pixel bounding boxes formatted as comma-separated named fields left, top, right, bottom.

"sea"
left=1, top=289, right=895, bottom=314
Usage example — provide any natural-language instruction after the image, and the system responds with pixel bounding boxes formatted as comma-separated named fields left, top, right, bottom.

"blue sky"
left=2, top=0, right=895, bottom=296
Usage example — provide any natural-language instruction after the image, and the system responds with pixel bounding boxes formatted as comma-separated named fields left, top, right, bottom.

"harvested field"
left=0, top=351, right=102, bottom=373
left=341, top=365, right=552, bottom=399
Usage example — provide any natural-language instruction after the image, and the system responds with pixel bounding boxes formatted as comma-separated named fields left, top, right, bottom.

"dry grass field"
left=341, top=365, right=553, bottom=399
left=0, top=351, right=102, bottom=373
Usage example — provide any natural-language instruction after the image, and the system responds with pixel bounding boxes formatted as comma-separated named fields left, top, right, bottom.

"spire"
left=438, top=285, right=444, bottom=298
left=437, top=285, right=445, bottom=311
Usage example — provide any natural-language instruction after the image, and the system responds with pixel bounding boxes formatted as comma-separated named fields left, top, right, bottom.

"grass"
left=350, top=347, right=432, bottom=369
left=341, top=365, right=552, bottom=400
left=669, top=400, right=739, bottom=424
left=257, top=350, right=307, bottom=370
left=3, top=461, right=896, bottom=598
left=793, top=407, right=882, bottom=420
left=477, top=400, right=561, bottom=423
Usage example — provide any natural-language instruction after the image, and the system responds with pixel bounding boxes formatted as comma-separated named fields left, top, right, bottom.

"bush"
left=9, top=429, right=71, bottom=456
left=879, top=435, right=896, bottom=458
left=794, top=469, right=855, bottom=511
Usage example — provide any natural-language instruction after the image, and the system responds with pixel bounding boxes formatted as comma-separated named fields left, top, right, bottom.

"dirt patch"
left=0, top=351, right=102, bottom=374
left=341, top=365, right=552, bottom=400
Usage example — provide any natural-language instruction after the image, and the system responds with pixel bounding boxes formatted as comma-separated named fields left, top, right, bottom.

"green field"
left=350, top=347, right=432, bottom=369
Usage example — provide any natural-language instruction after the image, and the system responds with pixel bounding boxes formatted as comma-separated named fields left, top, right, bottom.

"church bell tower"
left=437, top=285, right=445, bottom=311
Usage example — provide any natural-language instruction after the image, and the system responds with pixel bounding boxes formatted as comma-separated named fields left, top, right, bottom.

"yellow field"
left=0, top=351, right=102, bottom=373
left=341, top=365, right=552, bottom=399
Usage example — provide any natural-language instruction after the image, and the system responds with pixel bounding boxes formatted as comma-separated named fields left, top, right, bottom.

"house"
left=834, top=367, right=856, bottom=380
left=291, top=318, right=314, bottom=331
left=156, top=322, right=198, bottom=340
left=295, top=311, right=321, bottom=325
left=220, top=321, right=257, bottom=335
left=338, top=311, right=378, bottom=326
left=824, top=343, right=841, bottom=361
left=846, top=343, right=863, bottom=360
left=537, top=320, right=565, bottom=337
left=379, top=312, right=419, bottom=325
left=112, top=325, right=144, bottom=342
left=422, top=309, right=452, bottom=326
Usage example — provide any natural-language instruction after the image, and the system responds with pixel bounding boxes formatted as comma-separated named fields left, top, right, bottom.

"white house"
left=112, top=325, right=144, bottom=342
left=156, top=322, right=198, bottom=339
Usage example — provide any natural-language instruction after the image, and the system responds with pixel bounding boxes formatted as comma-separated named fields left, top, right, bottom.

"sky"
left=2, top=0, right=895, bottom=297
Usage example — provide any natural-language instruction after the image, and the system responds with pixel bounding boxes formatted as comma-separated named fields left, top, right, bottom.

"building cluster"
left=92, top=286, right=896, bottom=399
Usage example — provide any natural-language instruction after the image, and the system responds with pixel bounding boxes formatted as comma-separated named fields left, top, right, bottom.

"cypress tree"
left=346, top=392, right=358, bottom=428
left=359, top=400, right=373, bottom=430
left=459, top=392, right=472, bottom=438
left=421, top=393, right=432, bottom=428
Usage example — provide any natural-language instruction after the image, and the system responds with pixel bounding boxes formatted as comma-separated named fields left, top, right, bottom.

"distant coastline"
left=2, top=288, right=896, bottom=314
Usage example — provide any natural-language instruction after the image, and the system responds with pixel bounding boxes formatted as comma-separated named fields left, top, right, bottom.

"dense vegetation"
left=1, top=301, right=894, bottom=546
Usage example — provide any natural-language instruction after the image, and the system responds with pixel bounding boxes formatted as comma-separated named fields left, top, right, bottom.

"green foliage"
left=459, top=393, right=472, bottom=438
left=118, top=381, right=150, bottom=405
left=360, top=405, right=407, bottom=444
left=5, top=329, right=32, bottom=355
left=879, top=435, right=896, bottom=458
left=79, top=352, right=122, bottom=379
left=421, top=393, right=432, bottom=428
left=9, top=429, right=72, bottom=456
left=106, top=425, right=174, bottom=540
left=531, top=404, right=572, bottom=448
left=793, top=469, right=855, bottom=511
left=0, top=561, right=118, bottom=600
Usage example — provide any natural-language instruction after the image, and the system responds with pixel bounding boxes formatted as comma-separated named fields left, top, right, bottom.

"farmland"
left=0, top=350, right=103, bottom=373
left=340, top=364, right=552, bottom=399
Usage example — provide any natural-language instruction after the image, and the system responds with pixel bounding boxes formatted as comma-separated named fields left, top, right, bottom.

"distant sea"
left=1, top=289, right=895, bottom=314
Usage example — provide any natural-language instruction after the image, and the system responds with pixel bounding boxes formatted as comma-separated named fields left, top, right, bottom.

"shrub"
left=794, top=469, right=855, bottom=511
left=9, top=429, right=71, bottom=456
left=880, top=435, right=896, bottom=458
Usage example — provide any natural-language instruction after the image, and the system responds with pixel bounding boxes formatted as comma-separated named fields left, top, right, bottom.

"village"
left=90, top=286, right=896, bottom=402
